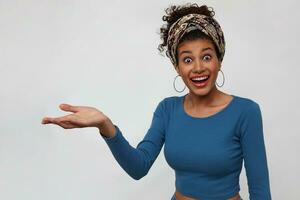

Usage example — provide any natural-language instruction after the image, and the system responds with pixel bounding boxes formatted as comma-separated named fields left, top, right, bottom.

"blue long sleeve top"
left=101, top=94, right=272, bottom=200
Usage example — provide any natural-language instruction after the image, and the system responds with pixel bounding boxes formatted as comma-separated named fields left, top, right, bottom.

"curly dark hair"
left=158, top=3, right=221, bottom=64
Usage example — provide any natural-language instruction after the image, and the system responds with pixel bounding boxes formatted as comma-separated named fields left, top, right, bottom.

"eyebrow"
left=179, top=47, right=213, bottom=56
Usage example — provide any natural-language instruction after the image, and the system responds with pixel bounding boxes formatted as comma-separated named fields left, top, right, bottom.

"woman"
left=41, top=3, right=272, bottom=200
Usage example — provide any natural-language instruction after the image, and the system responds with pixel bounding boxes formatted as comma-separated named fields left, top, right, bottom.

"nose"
left=192, top=58, right=205, bottom=73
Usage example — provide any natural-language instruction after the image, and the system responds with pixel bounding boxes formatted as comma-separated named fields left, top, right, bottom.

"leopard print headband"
left=166, top=13, right=225, bottom=67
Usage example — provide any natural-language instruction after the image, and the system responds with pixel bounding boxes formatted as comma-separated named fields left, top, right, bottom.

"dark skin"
left=41, top=38, right=240, bottom=200
left=174, top=38, right=240, bottom=200
left=175, top=38, right=232, bottom=117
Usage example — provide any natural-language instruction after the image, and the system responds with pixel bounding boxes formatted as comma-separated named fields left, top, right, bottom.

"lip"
left=190, top=75, right=210, bottom=88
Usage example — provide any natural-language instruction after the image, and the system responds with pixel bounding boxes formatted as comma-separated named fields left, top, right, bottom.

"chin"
left=190, top=88, right=211, bottom=97
left=188, top=83, right=216, bottom=97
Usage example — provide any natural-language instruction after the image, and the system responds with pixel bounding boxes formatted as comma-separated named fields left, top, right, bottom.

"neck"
left=186, top=86, right=222, bottom=108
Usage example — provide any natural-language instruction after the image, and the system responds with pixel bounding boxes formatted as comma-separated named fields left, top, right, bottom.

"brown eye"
left=203, top=55, right=211, bottom=61
left=183, top=57, right=192, bottom=63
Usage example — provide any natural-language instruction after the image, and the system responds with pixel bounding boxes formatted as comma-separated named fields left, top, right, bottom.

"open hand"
left=41, top=103, right=107, bottom=129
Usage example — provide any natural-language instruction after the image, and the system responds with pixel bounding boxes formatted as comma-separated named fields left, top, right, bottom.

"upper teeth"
left=192, top=76, right=208, bottom=81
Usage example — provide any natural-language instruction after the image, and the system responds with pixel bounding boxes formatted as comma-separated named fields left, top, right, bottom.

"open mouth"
left=189, top=75, right=210, bottom=88
left=190, top=75, right=210, bottom=83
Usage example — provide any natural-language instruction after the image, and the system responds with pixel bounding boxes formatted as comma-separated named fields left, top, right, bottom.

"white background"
left=1, top=0, right=299, bottom=199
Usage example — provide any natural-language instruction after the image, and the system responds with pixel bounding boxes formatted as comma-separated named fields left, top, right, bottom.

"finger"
left=59, top=103, right=80, bottom=113
left=43, top=118, right=75, bottom=129
left=42, top=117, right=55, bottom=124
left=42, top=115, right=77, bottom=127
left=56, top=121, right=76, bottom=129
left=42, top=116, right=68, bottom=125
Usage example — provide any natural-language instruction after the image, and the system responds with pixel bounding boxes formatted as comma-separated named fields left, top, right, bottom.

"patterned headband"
left=166, top=13, right=225, bottom=67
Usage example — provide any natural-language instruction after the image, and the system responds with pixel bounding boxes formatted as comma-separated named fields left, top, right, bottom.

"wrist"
left=96, top=116, right=110, bottom=129
left=97, top=117, right=116, bottom=138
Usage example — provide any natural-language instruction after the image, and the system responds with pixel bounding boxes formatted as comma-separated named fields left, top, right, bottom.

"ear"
left=218, top=61, right=222, bottom=70
left=175, top=65, right=180, bottom=75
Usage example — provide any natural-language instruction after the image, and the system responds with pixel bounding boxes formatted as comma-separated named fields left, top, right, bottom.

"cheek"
left=212, top=70, right=220, bottom=79
left=211, top=61, right=220, bottom=71
left=208, top=65, right=220, bottom=83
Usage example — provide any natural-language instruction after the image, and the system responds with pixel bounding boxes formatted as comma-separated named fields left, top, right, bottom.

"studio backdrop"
left=0, top=0, right=299, bottom=199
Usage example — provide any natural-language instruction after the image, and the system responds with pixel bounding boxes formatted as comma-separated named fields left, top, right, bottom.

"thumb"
left=59, top=103, right=79, bottom=113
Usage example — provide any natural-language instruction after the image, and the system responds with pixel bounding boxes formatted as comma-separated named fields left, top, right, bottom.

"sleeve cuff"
left=101, top=124, right=122, bottom=143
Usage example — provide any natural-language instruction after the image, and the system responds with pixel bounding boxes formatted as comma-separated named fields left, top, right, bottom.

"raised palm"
left=41, top=103, right=107, bottom=129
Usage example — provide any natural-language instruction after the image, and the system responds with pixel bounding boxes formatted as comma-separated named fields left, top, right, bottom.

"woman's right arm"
left=42, top=98, right=167, bottom=180
left=97, top=99, right=167, bottom=180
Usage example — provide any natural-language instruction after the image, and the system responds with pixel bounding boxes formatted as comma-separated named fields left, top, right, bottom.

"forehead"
left=177, top=39, right=215, bottom=54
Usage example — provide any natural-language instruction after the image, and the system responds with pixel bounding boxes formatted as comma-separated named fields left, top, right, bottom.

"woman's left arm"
left=240, top=101, right=272, bottom=200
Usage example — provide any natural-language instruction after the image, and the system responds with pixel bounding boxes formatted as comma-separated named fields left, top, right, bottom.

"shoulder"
left=232, top=95, right=263, bottom=130
left=233, top=96, right=265, bottom=138
left=232, top=94, right=261, bottom=113
left=157, top=95, right=181, bottom=106
left=154, top=95, right=182, bottom=113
